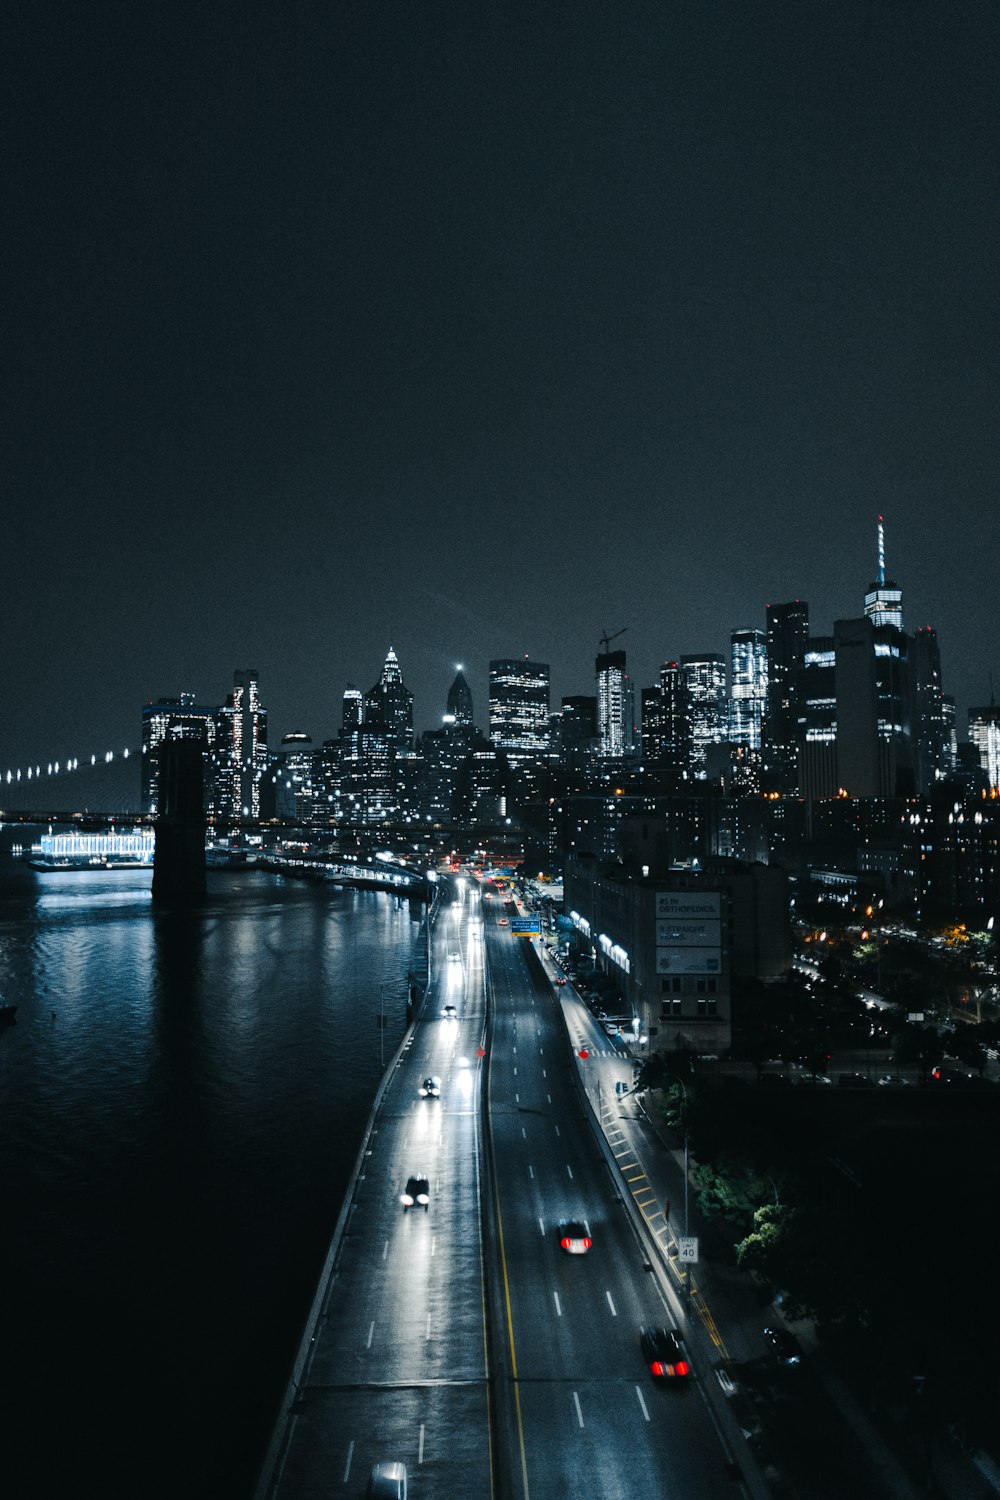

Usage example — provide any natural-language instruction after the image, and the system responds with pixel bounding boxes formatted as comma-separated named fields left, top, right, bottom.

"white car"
left=448, top=951, right=461, bottom=963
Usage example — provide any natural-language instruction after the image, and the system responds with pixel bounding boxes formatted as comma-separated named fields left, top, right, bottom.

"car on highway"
left=640, top=1326, right=690, bottom=1381
left=557, top=1220, right=593, bottom=1254
left=442, top=1002, right=457, bottom=1019
left=763, top=1325, right=802, bottom=1366
left=367, top=1462, right=407, bottom=1500
left=419, top=1075, right=441, bottom=1098
left=498, top=917, right=508, bottom=926
left=400, top=1174, right=430, bottom=1211
left=448, top=951, right=461, bottom=963
left=553, top=975, right=567, bottom=986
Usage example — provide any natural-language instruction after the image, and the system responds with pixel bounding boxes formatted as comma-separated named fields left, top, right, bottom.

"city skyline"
left=0, top=518, right=987, bottom=779
left=4, top=4, right=997, bottom=772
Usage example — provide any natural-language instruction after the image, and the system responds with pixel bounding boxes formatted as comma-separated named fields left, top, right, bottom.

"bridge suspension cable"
left=3, top=745, right=140, bottom=786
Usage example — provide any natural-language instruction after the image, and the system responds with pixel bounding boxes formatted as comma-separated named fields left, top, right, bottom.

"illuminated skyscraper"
left=342, top=684, right=364, bottom=735
left=364, top=647, right=414, bottom=753
left=864, top=515, right=903, bottom=629
left=969, top=703, right=1000, bottom=790
left=834, top=615, right=916, bottom=799
left=488, top=658, right=550, bottom=758
left=269, top=732, right=314, bottom=820
left=446, top=666, right=474, bottom=730
left=216, top=669, right=268, bottom=819
left=643, top=663, right=691, bottom=777
left=140, top=692, right=216, bottom=814
left=596, top=649, right=632, bottom=758
left=680, top=653, right=727, bottom=775
left=729, top=629, right=767, bottom=749
left=796, top=636, right=837, bottom=799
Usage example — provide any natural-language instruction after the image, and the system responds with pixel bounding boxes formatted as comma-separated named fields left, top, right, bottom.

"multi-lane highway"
left=255, top=876, right=753, bottom=1499
left=484, top=887, right=749, bottom=1500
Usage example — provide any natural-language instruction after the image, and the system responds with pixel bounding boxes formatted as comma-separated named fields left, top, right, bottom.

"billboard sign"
left=655, top=918, right=721, bottom=948
left=655, top=947, right=721, bottom=975
left=654, top=891, right=721, bottom=919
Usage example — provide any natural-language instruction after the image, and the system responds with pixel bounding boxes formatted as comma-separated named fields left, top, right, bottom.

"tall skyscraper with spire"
left=364, top=646, right=414, bottom=753
left=446, top=666, right=474, bottom=730
left=835, top=517, right=916, bottom=797
left=864, top=514, right=903, bottom=628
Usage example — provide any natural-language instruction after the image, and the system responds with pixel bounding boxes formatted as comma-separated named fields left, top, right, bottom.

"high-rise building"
left=488, top=658, right=550, bottom=758
left=446, top=666, right=474, bottom=730
left=643, top=663, right=692, bottom=777
left=913, top=626, right=951, bottom=790
left=140, top=693, right=216, bottom=814
left=596, top=649, right=633, bottom=758
left=680, top=653, right=727, bottom=776
left=864, top=515, right=903, bottom=629
left=342, top=684, right=364, bottom=735
left=558, top=696, right=598, bottom=771
left=795, top=637, right=837, bottom=799
left=640, top=686, right=662, bottom=766
left=729, top=629, right=767, bottom=750
left=834, top=615, right=916, bottom=799
left=269, top=732, right=315, bottom=821
left=969, top=703, right=1000, bottom=790
left=216, top=669, right=268, bottom=819
left=364, top=647, right=414, bottom=753
left=763, top=601, right=809, bottom=792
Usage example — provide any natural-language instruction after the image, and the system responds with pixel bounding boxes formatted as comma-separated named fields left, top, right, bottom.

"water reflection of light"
left=456, top=1056, right=473, bottom=1098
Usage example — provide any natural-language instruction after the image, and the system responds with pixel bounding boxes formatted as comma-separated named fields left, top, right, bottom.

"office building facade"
left=729, top=628, right=768, bottom=750
left=489, top=658, right=550, bottom=758
left=596, top=649, right=632, bottom=758
left=680, top=653, right=727, bottom=776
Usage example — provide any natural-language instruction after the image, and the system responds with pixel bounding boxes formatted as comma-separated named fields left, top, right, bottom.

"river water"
left=0, top=831, right=428, bottom=1500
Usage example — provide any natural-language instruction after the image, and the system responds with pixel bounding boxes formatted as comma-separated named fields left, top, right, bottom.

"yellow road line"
left=494, top=1192, right=530, bottom=1500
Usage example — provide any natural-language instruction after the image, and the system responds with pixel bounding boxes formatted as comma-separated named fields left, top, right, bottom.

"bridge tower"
left=152, top=738, right=206, bottom=903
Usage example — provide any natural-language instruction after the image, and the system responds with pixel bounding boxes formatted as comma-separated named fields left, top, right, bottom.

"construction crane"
left=598, top=626, right=627, bottom=655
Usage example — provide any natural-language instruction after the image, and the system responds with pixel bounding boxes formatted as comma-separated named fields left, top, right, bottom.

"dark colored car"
left=418, top=1075, right=441, bottom=1098
left=400, top=1174, right=430, bottom=1211
left=763, top=1325, right=802, bottom=1366
left=557, top=1220, right=593, bottom=1255
left=640, top=1326, right=690, bottom=1380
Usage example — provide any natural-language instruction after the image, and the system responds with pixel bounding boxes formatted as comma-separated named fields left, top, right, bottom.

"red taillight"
left=675, top=1360, right=689, bottom=1377
left=560, top=1237, right=571, bottom=1250
left=650, top=1361, right=664, bottom=1377
left=582, top=1237, right=592, bottom=1250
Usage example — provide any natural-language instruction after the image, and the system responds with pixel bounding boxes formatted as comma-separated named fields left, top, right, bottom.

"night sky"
left=4, top=1, right=997, bottom=775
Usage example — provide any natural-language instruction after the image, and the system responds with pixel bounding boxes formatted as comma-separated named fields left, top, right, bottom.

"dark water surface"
left=0, top=837, right=426, bottom=1499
